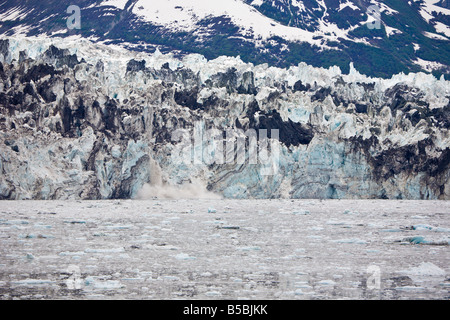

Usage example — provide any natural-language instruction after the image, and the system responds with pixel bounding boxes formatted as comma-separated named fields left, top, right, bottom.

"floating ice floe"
left=59, top=251, right=86, bottom=256
left=4, top=220, right=29, bottom=225
left=412, top=225, right=450, bottom=233
left=326, top=220, right=353, bottom=226
left=217, top=226, right=240, bottom=230
left=205, top=291, right=222, bottom=297
left=342, top=210, right=359, bottom=215
left=11, top=279, right=56, bottom=286
left=241, top=227, right=259, bottom=232
left=64, top=220, right=87, bottom=224
left=400, top=262, right=446, bottom=282
left=294, top=289, right=304, bottom=295
left=317, top=280, right=336, bottom=286
left=84, top=277, right=124, bottom=290
left=236, top=246, right=261, bottom=251
left=19, top=233, right=54, bottom=239
left=160, top=275, right=180, bottom=281
left=331, top=239, right=368, bottom=244
left=292, top=210, right=310, bottom=215
left=105, top=225, right=134, bottom=230
left=401, top=236, right=449, bottom=245
left=84, top=247, right=125, bottom=253
left=33, top=224, right=52, bottom=229
left=380, top=228, right=403, bottom=232
left=174, top=253, right=196, bottom=260
left=394, top=286, right=426, bottom=292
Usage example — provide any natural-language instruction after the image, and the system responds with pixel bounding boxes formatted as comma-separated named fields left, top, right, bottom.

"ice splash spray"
left=136, top=97, right=220, bottom=200
left=146, top=99, right=163, bottom=187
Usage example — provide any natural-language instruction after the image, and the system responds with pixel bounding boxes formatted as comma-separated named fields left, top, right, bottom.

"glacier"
left=0, top=36, right=449, bottom=200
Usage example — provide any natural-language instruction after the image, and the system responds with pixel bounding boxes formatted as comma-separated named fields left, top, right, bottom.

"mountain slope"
left=0, top=0, right=449, bottom=78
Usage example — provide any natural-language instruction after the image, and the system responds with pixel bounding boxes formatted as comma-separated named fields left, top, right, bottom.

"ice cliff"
left=0, top=36, right=449, bottom=200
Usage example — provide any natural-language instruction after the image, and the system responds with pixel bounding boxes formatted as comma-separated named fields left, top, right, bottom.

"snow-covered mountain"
left=0, top=37, right=449, bottom=200
left=0, top=0, right=449, bottom=78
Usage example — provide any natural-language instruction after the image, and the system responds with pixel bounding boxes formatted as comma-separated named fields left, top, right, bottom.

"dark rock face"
left=243, top=100, right=313, bottom=146
left=126, top=59, right=146, bottom=73
left=209, top=67, right=238, bottom=93
left=257, top=110, right=314, bottom=146
left=0, top=39, right=448, bottom=200
left=61, top=101, right=73, bottom=134
left=21, top=64, right=59, bottom=82
left=293, top=80, right=310, bottom=92
left=237, top=71, right=257, bottom=95
left=174, top=87, right=201, bottom=110
left=355, top=103, right=367, bottom=114
left=37, top=78, right=57, bottom=103
left=0, top=39, right=10, bottom=61
left=385, top=84, right=430, bottom=112
left=347, top=135, right=449, bottom=200
left=311, top=87, right=332, bottom=102
left=42, top=45, right=80, bottom=68
left=103, top=99, right=119, bottom=133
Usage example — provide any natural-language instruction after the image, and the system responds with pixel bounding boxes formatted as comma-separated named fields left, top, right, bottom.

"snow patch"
left=417, top=0, right=450, bottom=23
left=414, top=57, right=448, bottom=72
left=100, top=0, right=129, bottom=10
left=423, top=31, right=448, bottom=40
